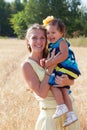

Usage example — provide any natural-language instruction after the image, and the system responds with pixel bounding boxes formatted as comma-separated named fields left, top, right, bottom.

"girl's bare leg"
left=51, top=87, right=68, bottom=119
left=51, top=87, right=64, bottom=105
left=61, top=88, right=73, bottom=111
left=61, top=88, right=78, bottom=127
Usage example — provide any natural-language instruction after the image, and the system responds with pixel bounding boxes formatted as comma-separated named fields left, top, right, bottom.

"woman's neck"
left=29, top=53, right=42, bottom=65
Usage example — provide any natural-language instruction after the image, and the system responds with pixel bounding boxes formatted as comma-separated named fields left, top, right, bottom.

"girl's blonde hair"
left=25, top=23, right=48, bottom=58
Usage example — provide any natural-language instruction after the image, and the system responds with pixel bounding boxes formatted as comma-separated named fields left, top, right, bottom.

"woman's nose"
left=37, top=38, right=44, bottom=43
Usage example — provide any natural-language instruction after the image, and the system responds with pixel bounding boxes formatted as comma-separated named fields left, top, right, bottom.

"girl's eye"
left=47, top=32, right=49, bottom=35
left=52, top=32, right=55, bottom=34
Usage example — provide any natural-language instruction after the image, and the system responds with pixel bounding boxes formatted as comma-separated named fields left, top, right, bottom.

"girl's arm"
left=45, top=40, right=68, bottom=68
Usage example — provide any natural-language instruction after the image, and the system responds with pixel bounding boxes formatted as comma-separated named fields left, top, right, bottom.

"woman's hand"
left=55, top=74, right=74, bottom=87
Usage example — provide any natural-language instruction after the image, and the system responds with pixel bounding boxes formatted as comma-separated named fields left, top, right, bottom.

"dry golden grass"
left=0, top=38, right=87, bottom=130
left=69, top=37, right=87, bottom=47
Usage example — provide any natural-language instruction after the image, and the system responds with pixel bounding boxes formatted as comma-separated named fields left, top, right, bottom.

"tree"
left=10, top=11, right=27, bottom=38
left=24, top=0, right=70, bottom=25
left=10, top=0, right=24, bottom=14
left=63, top=0, right=82, bottom=36
left=10, top=0, right=87, bottom=38
left=0, top=0, right=14, bottom=36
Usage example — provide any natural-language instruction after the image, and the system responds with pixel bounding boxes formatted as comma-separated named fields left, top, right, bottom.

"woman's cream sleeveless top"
left=25, top=58, right=57, bottom=109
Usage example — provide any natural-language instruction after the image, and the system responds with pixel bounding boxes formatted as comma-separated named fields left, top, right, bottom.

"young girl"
left=42, top=16, right=81, bottom=127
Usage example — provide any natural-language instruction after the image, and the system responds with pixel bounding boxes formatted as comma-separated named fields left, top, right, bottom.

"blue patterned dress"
left=48, top=38, right=81, bottom=88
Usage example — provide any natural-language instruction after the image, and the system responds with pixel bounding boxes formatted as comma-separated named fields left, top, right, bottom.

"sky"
left=5, top=0, right=87, bottom=7
left=81, top=0, right=87, bottom=7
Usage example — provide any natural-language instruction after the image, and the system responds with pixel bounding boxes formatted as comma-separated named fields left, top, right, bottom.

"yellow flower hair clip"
left=43, top=16, right=54, bottom=26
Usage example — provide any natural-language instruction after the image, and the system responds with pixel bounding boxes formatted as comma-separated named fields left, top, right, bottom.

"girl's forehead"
left=46, top=25, right=58, bottom=30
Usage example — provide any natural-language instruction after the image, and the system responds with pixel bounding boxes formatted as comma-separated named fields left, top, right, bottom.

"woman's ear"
left=26, top=38, right=29, bottom=44
left=26, top=39, right=31, bottom=51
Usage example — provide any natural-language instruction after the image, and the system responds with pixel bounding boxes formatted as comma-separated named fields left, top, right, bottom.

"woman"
left=21, top=23, right=80, bottom=130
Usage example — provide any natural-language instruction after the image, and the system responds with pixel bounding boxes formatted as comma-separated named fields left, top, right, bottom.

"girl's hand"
left=45, top=49, right=56, bottom=74
left=45, top=49, right=56, bottom=69
left=40, top=58, right=46, bottom=68
left=55, top=75, right=74, bottom=87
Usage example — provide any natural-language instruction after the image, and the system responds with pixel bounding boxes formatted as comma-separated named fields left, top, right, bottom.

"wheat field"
left=0, top=38, right=87, bottom=130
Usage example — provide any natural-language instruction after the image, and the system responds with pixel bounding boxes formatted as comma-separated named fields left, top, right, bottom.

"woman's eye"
left=41, top=37, right=45, bottom=40
left=32, top=37, right=37, bottom=40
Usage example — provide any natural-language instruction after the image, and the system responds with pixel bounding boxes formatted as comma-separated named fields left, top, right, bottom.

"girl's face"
left=46, top=25, right=63, bottom=43
left=28, top=29, right=46, bottom=53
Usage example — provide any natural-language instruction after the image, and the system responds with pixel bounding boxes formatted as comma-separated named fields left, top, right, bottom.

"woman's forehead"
left=30, top=29, right=45, bottom=36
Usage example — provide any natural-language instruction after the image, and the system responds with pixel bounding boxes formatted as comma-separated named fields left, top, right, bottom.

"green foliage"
left=10, top=11, right=27, bottom=38
left=0, top=0, right=14, bottom=36
left=24, top=0, right=50, bottom=24
left=63, top=0, right=82, bottom=36
left=0, top=0, right=24, bottom=37
left=21, top=0, right=84, bottom=37
left=0, top=0, right=87, bottom=38
left=81, top=12, right=87, bottom=36
left=10, top=0, right=24, bottom=14
left=24, top=0, right=71, bottom=25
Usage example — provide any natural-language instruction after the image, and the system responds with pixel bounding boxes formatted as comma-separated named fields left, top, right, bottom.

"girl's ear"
left=60, top=32, right=63, bottom=35
left=60, top=32, right=64, bottom=37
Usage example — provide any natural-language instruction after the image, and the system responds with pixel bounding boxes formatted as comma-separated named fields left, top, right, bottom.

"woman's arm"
left=55, top=75, right=74, bottom=87
left=21, top=61, right=54, bottom=98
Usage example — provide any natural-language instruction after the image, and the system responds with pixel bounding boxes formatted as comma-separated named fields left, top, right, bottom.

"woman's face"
left=28, top=29, right=46, bottom=53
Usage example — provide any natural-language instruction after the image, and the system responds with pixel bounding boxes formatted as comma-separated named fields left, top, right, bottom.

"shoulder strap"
left=52, top=38, right=64, bottom=48
left=52, top=38, right=70, bottom=48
